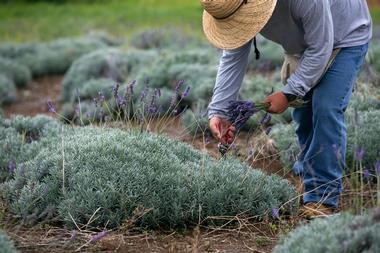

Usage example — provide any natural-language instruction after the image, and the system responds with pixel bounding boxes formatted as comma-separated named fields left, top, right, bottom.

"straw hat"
left=201, top=0, right=277, bottom=50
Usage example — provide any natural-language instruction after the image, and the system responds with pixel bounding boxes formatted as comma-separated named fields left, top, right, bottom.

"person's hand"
left=264, top=92, right=289, bottom=114
left=209, top=116, right=235, bottom=144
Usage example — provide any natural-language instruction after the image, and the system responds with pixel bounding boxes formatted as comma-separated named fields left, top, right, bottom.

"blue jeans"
left=292, top=44, right=369, bottom=207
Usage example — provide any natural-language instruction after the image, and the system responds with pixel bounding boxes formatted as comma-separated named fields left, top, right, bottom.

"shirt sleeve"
left=282, top=0, right=334, bottom=97
left=208, top=40, right=252, bottom=119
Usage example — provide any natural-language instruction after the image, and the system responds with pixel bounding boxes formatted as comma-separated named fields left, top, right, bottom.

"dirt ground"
left=0, top=76, right=305, bottom=253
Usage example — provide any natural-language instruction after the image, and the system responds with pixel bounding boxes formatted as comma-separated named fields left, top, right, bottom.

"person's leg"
left=291, top=91, right=313, bottom=176
left=303, top=44, right=369, bottom=208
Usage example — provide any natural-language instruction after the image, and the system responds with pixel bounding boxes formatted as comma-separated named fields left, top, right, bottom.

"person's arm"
left=282, top=0, right=334, bottom=97
left=208, top=40, right=252, bottom=119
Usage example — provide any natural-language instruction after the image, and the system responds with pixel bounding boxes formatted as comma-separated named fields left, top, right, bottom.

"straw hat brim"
left=202, top=0, right=277, bottom=50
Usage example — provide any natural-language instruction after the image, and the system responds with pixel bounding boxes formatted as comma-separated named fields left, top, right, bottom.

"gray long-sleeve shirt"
left=208, top=0, right=372, bottom=119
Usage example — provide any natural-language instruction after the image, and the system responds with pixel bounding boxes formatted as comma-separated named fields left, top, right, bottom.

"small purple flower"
left=271, top=208, right=280, bottom=219
left=90, top=230, right=107, bottom=243
left=47, top=100, right=56, bottom=113
left=227, top=101, right=257, bottom=131
left=332, top=144, right=342, bottom=161
left=128, top=80, right=136, bottom=95
left=112, top=83, right=120, bottom=98
left=181, top=86, right=191, bottom=99
left=205, top=137, right=210, bottom=145
left=230, top=143, right=237, bottom=150
left=140, top=86, right=149, bottom=102
left=355, top=146, right=365, bottom=162
left=116, top=95, right=126, bottom=107
left=70, top=230, right=78, bottom=241
left=175, top=80, right=184, bottom=93
left=8, top=160, right=16, bottom=173
left=265, top=127, right=272, bottom=135
left=93, top=97, right=98, bottom=107
left=98, top=91, right=106, bottom=103
left=74, top=104, right=80, bottom=117
left=363, top=169, right=370, bottom=180
left=260, top=113, right=272, bottom=125
left=375, top=160, right=380, bottom=176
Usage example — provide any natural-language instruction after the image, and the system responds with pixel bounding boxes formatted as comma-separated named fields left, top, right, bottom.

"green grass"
left=0, top=1, right=378, bottom=43
left=0, top=0, right=203, bottom=42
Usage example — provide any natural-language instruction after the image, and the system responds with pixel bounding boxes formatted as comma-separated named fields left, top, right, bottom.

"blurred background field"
left=1, top=0, right=377, bottom=43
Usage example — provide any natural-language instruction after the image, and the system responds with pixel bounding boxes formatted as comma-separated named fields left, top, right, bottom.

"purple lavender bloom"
left=230, top=143, right=237, bottom=150
left=140, top=86, right=149, bottom=102
left=112, top=83, right=120, bottom=98
left=116, top=95, right=126, bottom=107
left=375, top=160, right=380, bottom=176
left=70, top=230, right=78, bottom=241
left=363, top=169, right=370, bottom=180
left=265, top=127, right=272, bottom=135
left=90, top=230, right=107, bottom=243
left=175, top=80, right=184, bottom=93
left=98, top=92, right=106, bottom=103
left=332, top=144, right=342, bottom=161
left=271, top=208, right=280, bottom=219
left=8, top=160, right=16, bottom=173
left=205, top=137, right=210, bottom=145
left=355, top=146, right=365, bottom=162
left=227, top=101, right=257, bottom=131
left=181, top=86, right=191, bottom=98
left=47, top=100, right=56, bottom=113
left=127, top=80, right=136, bottom=96
left=260, top=113, right=272, bottom=125
left=93, top=97, right=98, bottom=107
left=74, top=104, right=80, bottom=117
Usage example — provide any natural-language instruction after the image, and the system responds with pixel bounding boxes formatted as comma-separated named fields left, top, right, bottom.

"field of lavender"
left=1, top=2, right=380, bottom=252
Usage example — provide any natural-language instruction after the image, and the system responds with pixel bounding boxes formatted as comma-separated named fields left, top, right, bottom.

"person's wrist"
left=282, top=92, right=298, bottom=102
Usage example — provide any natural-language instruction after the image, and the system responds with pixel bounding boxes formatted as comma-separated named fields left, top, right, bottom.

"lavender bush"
left=0, top=75, right=17, bottom=105
left=274, top=208, right=380, bottom=253
left=0, top=37, right=109, bottom=77
left=0, top=57, right=31, bottom=88
left=0, top=116, right=297, bottom=229
left=61, top=49, right=157, bottom=102
left=0, top=230, right=19, bottom=253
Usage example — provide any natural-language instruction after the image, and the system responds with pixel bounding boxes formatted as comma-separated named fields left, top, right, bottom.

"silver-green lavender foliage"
left=269, top=122, right=300, bottom=170
left=0, top=57, right=31, bottom=88
left=0, top=75, right=17, bottom=105
left=0, top=230, right=19, bottom=253
left=0, top=115, right=62, bottom=182
left=274, top=208, right=380, bottom=253
left=0, top=38, right=108, bottom=77
left=0, top=116, right=297, bottom=229
left=61, top=48, right=157, bottom=102
left=346, top=109, right=380, bottom=170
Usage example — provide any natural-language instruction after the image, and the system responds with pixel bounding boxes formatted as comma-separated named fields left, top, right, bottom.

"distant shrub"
left=1, top=119, right=297, bottom=229
left=247, top=38, right=284, bottom=72
left=130, top=29, right=200, bottom=50
left=74, top=78, right=114, bottom=102
left=0, top=230, right=19, bottom=253
left=273, top=208, right=380, bottom=253
left=0, top=57, right=31, bottom=88
left=269, top=122, right=300, bottom=170
left=0, top=37, right=108, bottom=77
left=61, top=49, right=157, bottom=102
left=368, top=43, right=380, bottom=76
left=0, top=75, right=17, bottom=105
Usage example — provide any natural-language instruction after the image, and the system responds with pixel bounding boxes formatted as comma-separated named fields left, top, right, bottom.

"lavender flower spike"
left=363, top=168, right=370, bottom=180
left=90, top=230, right=107, bottom=243
left=375, top=160, right=380, bottom=176
left=271, top=208, right=280, bottom=219
left=227, top=101, right=257, bottom=131
left=354, top=146, right=365, bottom=162
left=47, top=100, right=56, bottom=113
left=260, top=113, right=272, bottom=125
left=181, top=86, right=191, bottom=98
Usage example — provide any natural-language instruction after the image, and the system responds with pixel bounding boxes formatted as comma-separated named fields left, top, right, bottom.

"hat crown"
left=200, top=0, right=246, bottom=19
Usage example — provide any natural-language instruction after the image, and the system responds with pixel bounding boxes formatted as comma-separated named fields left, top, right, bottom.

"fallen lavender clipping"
left=218, top=98, right=308, bottom=157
